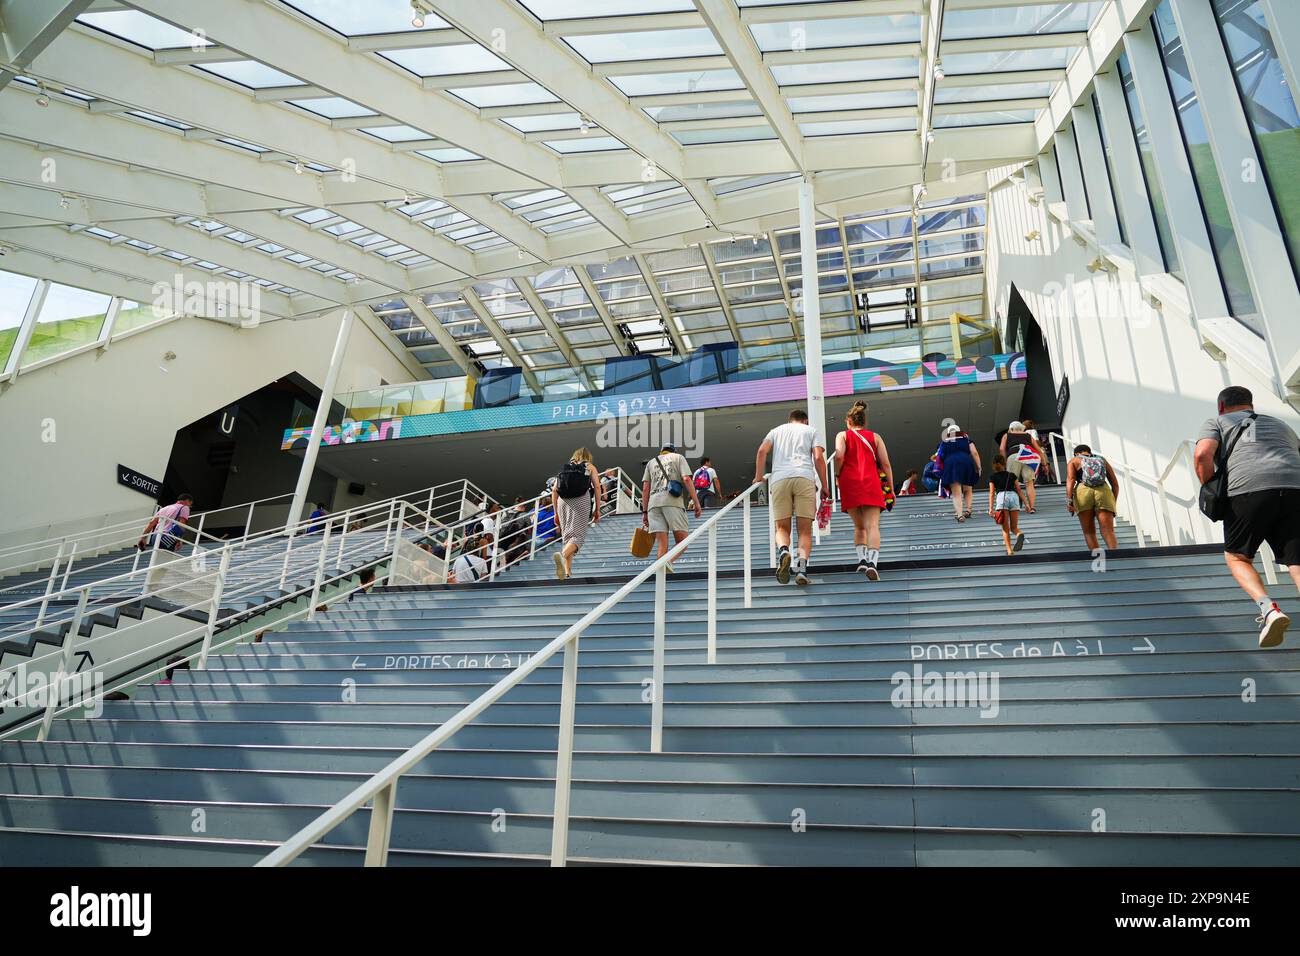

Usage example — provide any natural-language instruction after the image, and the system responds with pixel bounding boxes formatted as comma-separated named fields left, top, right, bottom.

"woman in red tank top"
left=833, top=401, right=894, bottom=580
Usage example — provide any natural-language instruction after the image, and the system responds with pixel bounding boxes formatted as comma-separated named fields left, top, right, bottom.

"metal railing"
left=0, top=467, right=640, bottom=739
left=258, top=475, right=764, bottom=868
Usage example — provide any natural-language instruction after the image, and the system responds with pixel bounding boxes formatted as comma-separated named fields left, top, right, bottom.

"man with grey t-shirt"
left=1194, top=385, right=1300, bottom=648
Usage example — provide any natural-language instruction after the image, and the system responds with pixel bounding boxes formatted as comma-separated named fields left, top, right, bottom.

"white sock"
left=867, top=548, right=879, bottom=565
left=794, top=555, right=807, bottom=571
left=856, top=545, right=868, bottom=561
left=1257, top=595, right=1276, bottom=616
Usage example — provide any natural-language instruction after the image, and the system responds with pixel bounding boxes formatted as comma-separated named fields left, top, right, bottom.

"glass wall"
left=1153, top=1, right=1260, bottom=333
left=0, top=271, right=39, bottom=370
left=1116, top=52, right=1182, bottom=278
left=1212, top=0, right=1300, bottom=281
left=21, top=283, right=111, bottom=368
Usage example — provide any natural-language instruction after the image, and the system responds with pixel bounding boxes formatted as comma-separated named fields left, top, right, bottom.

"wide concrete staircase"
left=2, top=489, right=1298, bottom=866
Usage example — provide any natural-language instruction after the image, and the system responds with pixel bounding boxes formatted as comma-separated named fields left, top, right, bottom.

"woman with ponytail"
left=833, top=400, right=893, bottom=580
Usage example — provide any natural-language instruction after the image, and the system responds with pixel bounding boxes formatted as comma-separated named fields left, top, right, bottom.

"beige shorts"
left=647, top=505, right=689, bottom=534
left=1074, top=484, right=1116, bottom=514
left=770, top=476, right=817, bottom=521
left=1007, top=458, right=1039, bottom=483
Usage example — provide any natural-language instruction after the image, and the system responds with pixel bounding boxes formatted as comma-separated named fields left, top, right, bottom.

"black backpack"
left=555, top=460, right=591, bottom=499
left=1198, top=414, right=1255, bottom=522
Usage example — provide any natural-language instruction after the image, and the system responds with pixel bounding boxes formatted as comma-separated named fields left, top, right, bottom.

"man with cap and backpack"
left=1065, top=444, right=1120, bottom=551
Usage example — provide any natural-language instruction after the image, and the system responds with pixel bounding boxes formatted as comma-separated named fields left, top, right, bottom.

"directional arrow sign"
left=1131, top=638, right=1155, bottom=654
left=352, top=656, right=366, bottom=670
left=75, top=651, right=95, bottom=673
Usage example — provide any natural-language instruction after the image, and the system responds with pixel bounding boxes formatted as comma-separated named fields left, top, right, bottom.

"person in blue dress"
left=936, top=424, right=982, bottom=521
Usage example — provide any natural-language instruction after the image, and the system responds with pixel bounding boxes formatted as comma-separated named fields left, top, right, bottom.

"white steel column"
left=1053, top=123, right=1091, bottom=224
left=2, top=278, right=48, bottom=381
left=1260, top=1, right=1300, bottom=106
left=1170, top=0, right=1300, bottom=394
left=797, top=176, right=825, bottom=446
left=1124, top=20, right=1231, bottom=324
left=1071, top=98, right=1122, bottom=247
left=288, top=307, right=355, bottom=529
left=1038, top=149, right=1064, bottom=209
left=1094, top=69, right=1167, bottom=278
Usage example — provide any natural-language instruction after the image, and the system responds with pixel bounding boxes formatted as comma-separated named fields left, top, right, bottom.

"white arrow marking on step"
left=1132, top=637, right=1155, bottom=654
left=352, top=656, right=366, bottom=669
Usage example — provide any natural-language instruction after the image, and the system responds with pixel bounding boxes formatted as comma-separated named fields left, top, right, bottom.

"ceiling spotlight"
left=933, top=62, right=945, bottom=82
left=517, top=248, right=525, bottom=260
left=411, top=2, right=425, bottom=28
left=579, top=117, right=592, bottom=135
left=0, top=246, right=9, bottom=257
left=1024, top=230, right=1041, bottom=242
left=35, top=86, right=50, bottom=108
left=58, top=195, right=72, bottom=209
left=293, top=159, right=304, bottom=174
left=925, top=131, right=935, bottom=145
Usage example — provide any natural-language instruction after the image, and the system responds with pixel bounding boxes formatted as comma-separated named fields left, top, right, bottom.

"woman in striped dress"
left=551, top=447, right=602, bottom=580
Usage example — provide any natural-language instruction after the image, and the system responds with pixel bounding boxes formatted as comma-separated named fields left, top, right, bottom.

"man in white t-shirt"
left=754, top=409, right=828, bottom=585
left=641, top=443, right=702, bottom=572
left=451, top=545, right=489, bottom=585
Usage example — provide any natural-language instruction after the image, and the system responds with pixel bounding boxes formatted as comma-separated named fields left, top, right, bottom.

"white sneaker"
left=865, top=562, right=880, bottom=582
left=553, top=552, right=566, bottom=580
left=775, top=549, right=792, bottom=584
left=1257, top=604, right=1291, bottom=648
left=794, top=563, right=809, bottom=586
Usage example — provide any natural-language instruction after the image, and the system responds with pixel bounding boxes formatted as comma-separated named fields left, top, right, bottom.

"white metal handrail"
left=258, top=476, right=766, bottom=868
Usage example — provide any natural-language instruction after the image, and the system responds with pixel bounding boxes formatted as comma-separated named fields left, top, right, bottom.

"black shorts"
left=1223, top=488, right=1300, bottom=564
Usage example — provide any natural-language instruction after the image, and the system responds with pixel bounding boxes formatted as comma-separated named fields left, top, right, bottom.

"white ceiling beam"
left=513, top=278, right=598, bottom=392
left=129, top=0, right=565, bottom=189
left=694, top=0, right=805, bottom=169
left=632, top=253, right=688, bottom=355
left=403, top=295, right=477, bottom=379
left=0, top=0, right=93, bottom=86
left=23, top=29, right=551, bottom=264
left=571, top=266, right=631, bottom=357
left=345, top=29, right=466, bottom=53
left=941, top=67, right=1067, bottom=87
left=152, top=46, right=233, bottom=65
left=1, top=224, right=310, bottom=318
left=459, top=285, right=542, bottom=393
left=419, top=70, right=526, bottom=89
left=252, top=84, right=327, bottom=102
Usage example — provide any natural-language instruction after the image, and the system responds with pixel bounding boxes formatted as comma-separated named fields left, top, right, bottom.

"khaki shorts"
left=1074, top=483, right=1116, bottom=514
left=647, top=505, right=689, bottom=534
left=770, top=476, right=818, bottom=521
left=1007, top=458, right=1039, bottom=483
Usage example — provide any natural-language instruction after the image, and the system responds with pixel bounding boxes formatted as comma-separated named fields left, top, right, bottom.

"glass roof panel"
left=788, top=91, right=916, bottom=112
left=417, top=148, right=483, bottom=163
left=610, top=69, right=743, bottom=96
left=450, top=83, right=560, bottom=108
left=800, top=118, right=916, bottom=136
left=941, top=3, right=1104, bottom=40
left=381, top=44, right=511, bottom=77
left=361, top=124, right=433, bottom=142
left=672, top=125, right=777, bottom=145
left=644, top=101, right=762, bottom=122
left=544, top=136, right=626, bottom=153
left=521, top=0, right=694, bottom=17
left=503, top=113, right=583, bottom=133
left=771, top=58, right=917, bottom=85
left=289, top=96, right=377, bottom=118
left=198, top=61, right=303, bottom=89
left=77, top=11, right=210, bottom=50
left=933, top=109, right=1036, bottom=128
left=934, top=82, right=1054, bottom=104
left=748, top=16, right=920, bottom=52
left=281, top=1, right=450, bottom=35
left=565, top=29, right=724, bottom=64
left=939, top=48, right=1074, bottom=74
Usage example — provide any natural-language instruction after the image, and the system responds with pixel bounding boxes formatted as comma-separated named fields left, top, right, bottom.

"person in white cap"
left=936, top=423, right=981, bottom=521
left=1000, top=421, right=1046, bottom=513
